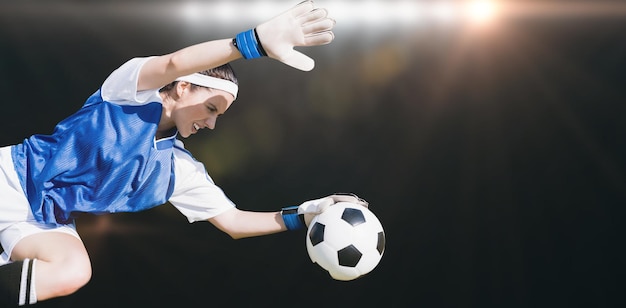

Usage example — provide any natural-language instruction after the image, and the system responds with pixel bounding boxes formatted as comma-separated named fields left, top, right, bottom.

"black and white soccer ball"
left=306, top=201, right=385, bottom=281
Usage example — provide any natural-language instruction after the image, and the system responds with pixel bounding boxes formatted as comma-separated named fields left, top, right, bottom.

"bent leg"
left=11, top=232, right=92, bottom=302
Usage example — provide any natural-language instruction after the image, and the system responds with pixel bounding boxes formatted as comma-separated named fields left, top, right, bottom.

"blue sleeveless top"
left=11, top=90, right=176, bottom=225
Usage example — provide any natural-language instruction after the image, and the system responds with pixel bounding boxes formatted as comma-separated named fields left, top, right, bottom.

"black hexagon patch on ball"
left=337, top=244, right=362, bottom=267
left=341, top=208, right=366, bottom=226
left=377, top=231, right=386, bottom=255
left=309, top=222, right=325, bottom=246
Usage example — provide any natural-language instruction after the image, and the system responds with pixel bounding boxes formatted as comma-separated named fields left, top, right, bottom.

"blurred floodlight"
left=180, top=1, right=202, bottom=22
left=362, top=0, right=386, bottom=24
left=466, top=0, right=498, bottom=24
left=175, top=1, right=504, bottom=28
left=323, top=0, right=421, bottom=27
left=67, top=0, right=626, bottom=35
left=212, top=1, right=238, bottom=21
left=431, top=1, right=458, bottom=23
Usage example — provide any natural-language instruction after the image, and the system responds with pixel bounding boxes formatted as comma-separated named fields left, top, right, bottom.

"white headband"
left=176, top=73, right=238, bottom=99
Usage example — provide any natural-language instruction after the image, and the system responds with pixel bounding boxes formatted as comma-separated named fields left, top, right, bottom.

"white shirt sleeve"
left=169, top=140, right=236, bottom=223
left=101, top=57, right=162, bottom=105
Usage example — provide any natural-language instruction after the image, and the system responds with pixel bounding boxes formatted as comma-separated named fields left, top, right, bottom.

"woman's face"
left=170, top=83, right=235, bottom=138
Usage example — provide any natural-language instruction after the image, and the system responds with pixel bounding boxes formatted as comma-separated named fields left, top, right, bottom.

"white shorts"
left=0, top=146, right=81, bottom=265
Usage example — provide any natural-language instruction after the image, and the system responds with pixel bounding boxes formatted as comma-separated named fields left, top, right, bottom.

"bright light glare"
left=180, top=2, right=202, bottom=22
left=395, top=1, right=423, bottom=24
left=172, top=1, right=626, bottom=31
left=320, top=1, right=502, bottom=27
left=212, top=2, right=237, bottom=21
left=176, top=1, right=502, bottom=28
left=432, top=1, right=458, bottom=23
left=324, top=0, right=422, bottom=26
left=466, top=0, right=498, bottom=24
left=362, top=0, right=386, bottom=24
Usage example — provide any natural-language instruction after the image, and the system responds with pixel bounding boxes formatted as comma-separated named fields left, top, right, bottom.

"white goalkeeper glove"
left=281, top=193, right=368, bottom=230
left=233, top=0, right=335, bottom=71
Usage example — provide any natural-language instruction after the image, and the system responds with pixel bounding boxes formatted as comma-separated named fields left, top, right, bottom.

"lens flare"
left=466, top=0, right=498, bottom=25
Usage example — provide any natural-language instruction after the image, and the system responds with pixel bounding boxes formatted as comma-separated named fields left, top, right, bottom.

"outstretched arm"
left=208, top=208, right=287, bottom=240
left=136, top=1, right=334, bottom=91
left=207, top=194, right=368, bottom=239
left=137, top=39, right=240, bottom=91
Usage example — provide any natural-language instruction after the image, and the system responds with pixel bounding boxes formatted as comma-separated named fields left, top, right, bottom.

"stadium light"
left=175, top=1, right=503, bottom=28
left=466, top=0, right=499, bottom=25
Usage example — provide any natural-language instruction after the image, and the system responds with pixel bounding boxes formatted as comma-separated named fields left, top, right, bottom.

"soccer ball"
left=306, top=202, right=386, bottom=281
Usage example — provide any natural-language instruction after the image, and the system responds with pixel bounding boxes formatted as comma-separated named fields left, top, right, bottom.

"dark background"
left=1, top=1, right=625, bottom=307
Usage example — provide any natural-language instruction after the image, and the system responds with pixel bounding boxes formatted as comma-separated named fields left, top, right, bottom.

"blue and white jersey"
left=11, top=57, right=235, bottom=226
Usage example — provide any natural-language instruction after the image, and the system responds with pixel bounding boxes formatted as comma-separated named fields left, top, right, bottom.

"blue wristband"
left=234, top=29, right=267, bottom=59
left=281, top=206, right=306, bottom=231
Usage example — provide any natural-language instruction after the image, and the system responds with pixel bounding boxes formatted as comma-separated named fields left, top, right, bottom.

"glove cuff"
left=281, top=206, right=306, bottom=231
left=233, top=28, right=268, bottom=59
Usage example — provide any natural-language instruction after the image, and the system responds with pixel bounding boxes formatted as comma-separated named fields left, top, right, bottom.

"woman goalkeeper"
left=0, top=2, right=366, bottom=306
